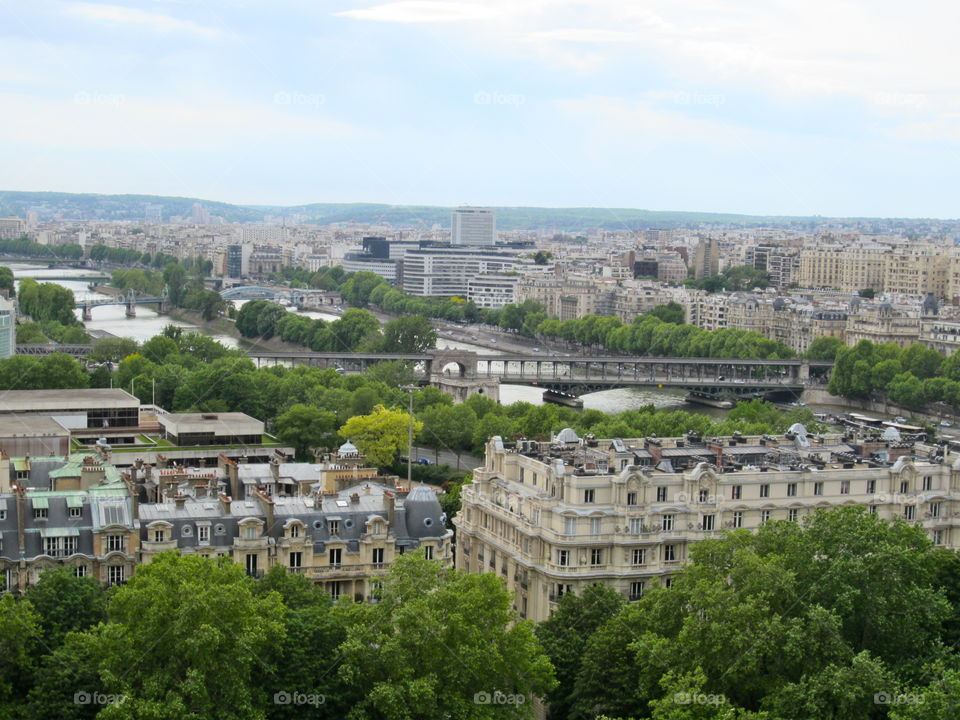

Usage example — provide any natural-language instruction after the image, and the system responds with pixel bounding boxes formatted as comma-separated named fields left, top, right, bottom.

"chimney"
left=350, top=492, right=360, bottom=504
left=255, top=489, right=275, bottom=530
left=384, top=491, right=395, bottom=526
left=270, top=456, right=280, bottom=483
left=219, top=493, right=232, bottom=515
left=157, top=454, right=168, bottom=469
left=219, top=454, right=240, bottom=500
left=175, top=493, right=186, bottom=509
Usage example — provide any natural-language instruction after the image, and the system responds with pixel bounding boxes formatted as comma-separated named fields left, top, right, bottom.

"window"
left=661, top=514, right=674, bottom=531
left=106, top=535, right=123, bottom=552
left=69, top=507, right=82, bottom=519
left=489, top=550, right=496, bottom=569
left=583, top=489, right=595, bottom=504
left=656, top=487, right=667, bottom=502
left=787, top=483, right=797, bottom=497
left=699, top=488, right=710, bottom=502
left=629, top=581, right=645, bottom=600
left=108, top=566, right=124, bottom=586
left=152, top=530, right=164, bottom=543
left=903, top=505, right=916, bottom=521
left=626, top=491, right=637, bottom=506
left=198, top=525, right=210, bottom=544
left=329, top=548, right=342, bottom=566
left=663, top=544, right=676, bottom=562
left=632, top=548, right=646, bottom=565
left=931, top=502, right=942, bottom=519
left=424, top=545, right=434, bottom=560
left=788, top=508, right=799, bottom=522
left=289, top=551, right=302, bottom=569
left=663, top=577, right=673, bottom=589
left=0, top=510, right=4, bottom=520
left=590, top=518, right=601, bottom=535
left=730, top=485, right=741, bottom=500
left=732, top=511, right=743, bottom=529
left=329, top=581, right=342, bottom=600
left=869, top=505, right=878, bottom=515
left=899, top=480, right=909, bottom=494
left=44, top=536, right=77, bottom=557
left=760, top=484, right=770, bottom=498
left=867, top=479, right=876, bottom=494
left=761, top=510, right=772, bottom=524
left=813, top=482, right=823, bottom=496
left=933, top=530, right=944, bottom=545
left=557, top=550, right=569, bottom=566
left=564, top=517, right=576, bottom=535
left=840, top=481, right=850, bottom=495
left=629, top=518, right=643, bottom=534
left=215, top=524, right=226, bottom=536
left=245, top=554, right=258, bottom=576
left=590, top=548, right=603, bottom=565
left=329, top=520, right=340, bottom=537
left=702, top=514, right=715, bottom=531
left=74, top=566, right=87, bottom=578
left=34, top=508, right=47, bottom=519
left=372, top=547, right=384, bottom=565
left=290, top=524, right=300, bottom=538
left=922, top=476, right=933, bottom=491
left=244, top=526, right=258, bottom=540
left=519, top=468, right=525, bottom=483
left=1, top=568, right=10, bottom=592
left=181, top=525, right=192, bottom=538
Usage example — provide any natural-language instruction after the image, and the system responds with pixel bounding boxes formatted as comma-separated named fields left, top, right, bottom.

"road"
left=407, top=445, right=484, bottom=471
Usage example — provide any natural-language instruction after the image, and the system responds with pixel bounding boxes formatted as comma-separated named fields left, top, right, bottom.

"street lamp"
left=401, top=384, right=418, bottom=487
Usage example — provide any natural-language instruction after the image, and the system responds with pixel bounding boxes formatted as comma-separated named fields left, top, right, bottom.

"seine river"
left=11, top=262, right=727, bottom=416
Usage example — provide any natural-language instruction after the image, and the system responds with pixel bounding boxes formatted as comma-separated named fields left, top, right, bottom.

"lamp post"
left=401, top=384, right=418, bottom=487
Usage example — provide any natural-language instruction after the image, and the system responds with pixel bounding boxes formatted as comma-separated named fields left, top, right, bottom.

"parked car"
left=941, top=420, right=952, bottom=427
left=417, top=457, right=433, bottom=465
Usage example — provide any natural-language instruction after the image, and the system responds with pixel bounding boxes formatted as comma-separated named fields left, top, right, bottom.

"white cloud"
left=66, top=3, right=224, bottom=39
left=336, top=1, right=497, bottom=23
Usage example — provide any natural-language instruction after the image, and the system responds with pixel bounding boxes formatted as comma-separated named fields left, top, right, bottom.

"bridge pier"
left=125, top=302, right=136, bottom=318
left=81, top=304, right=92, bottom=322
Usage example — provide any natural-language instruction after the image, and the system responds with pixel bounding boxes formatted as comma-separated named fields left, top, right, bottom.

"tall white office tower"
left=451, top=206, right=496, bottom=246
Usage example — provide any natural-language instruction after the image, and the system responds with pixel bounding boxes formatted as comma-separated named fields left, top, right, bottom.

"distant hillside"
left=0, top=190, right=954, bottom=232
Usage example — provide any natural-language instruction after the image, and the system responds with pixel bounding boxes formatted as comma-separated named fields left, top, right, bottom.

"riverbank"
left=166, top=309, right=318, bottom=354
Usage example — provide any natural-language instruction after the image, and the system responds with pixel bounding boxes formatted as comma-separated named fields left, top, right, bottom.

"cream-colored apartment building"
left=455, top=429, right=958, bottom=622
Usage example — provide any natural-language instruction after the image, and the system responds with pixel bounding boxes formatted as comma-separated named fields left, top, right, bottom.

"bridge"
left=74, top=289, right=168, bottom=320
left=246, top=349, right=833, bottom=399
left=17, top=344, right=94, bottom=357
left=219, top=285, right=341, bottom=308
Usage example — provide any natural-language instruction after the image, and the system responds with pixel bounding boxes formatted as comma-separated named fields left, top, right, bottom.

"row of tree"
left=0, top=553, right=554, bottom=720
left=0, top=235, right=83, bottom=260
left=828, top=339, right=960, bottom=411
left=235, top=301, right=437, bottom=353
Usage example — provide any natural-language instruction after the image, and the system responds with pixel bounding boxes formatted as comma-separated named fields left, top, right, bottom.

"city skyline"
left=1, top=1, right=957, bottom=218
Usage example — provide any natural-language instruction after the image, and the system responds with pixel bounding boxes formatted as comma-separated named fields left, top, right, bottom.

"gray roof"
left=0, top=388, right=139, bottom=412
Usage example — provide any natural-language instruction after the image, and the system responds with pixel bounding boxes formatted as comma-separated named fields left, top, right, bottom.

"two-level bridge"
left=73, top=289, right=168, bottom=320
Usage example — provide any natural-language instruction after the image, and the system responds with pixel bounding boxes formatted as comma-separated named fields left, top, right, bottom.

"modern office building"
left=456, top=428, right=957, bottom=622
left=0, top=218, right=25, bottom=240
left=157, top=412, right=265, bottom=447
left=0, top=296, right=15, bottom=358
left=400, top=246, right=518, bottom=296
left=0, top=389, right=140, bottom=429
left=451, top=207, right=496, bottom=246
left=692, top=237, right=719, bottom=279
left=226, top=244, right=252, bottom=278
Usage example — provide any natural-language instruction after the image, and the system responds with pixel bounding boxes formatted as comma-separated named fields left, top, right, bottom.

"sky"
left=0, top=0, right=958, bottom=217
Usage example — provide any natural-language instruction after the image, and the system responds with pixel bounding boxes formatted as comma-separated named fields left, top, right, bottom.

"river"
left=11, top=262, right=731, bottom=416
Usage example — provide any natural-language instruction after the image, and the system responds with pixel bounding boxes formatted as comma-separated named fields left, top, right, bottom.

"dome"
left=404, top=485, right=444, bottom=538
left=338, top=441, right=359, bottom=457
left=772, top=297, right=786, bottom=311
left=555, top=427, right=580, bottom=443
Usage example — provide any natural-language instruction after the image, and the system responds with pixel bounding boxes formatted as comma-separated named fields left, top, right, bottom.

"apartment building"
left=400, top=246, right=519, bottom=297
left=455, top=429, right=957, bottom=622
left=692, top=237, right=719, bottom=279
left=515, top=276, right=617, bottom=321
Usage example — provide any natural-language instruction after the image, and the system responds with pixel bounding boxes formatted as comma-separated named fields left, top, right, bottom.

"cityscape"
left=1, top=1, right=958, bottom=719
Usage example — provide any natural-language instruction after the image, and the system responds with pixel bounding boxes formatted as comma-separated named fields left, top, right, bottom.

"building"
left=455, top=428, right=959, bottom=622
left=400, top=246, right=518, bottom=297
left=467, top=273, right=519, bottom=308
left=157, top=412, right=264, bottom=447
left=0, top=417, right=71, bottom=458
left=226, top=244, right=252, bottom=278
left=0, top=218, right=25, bottom=240
left=0, top=389, right=140, bottom=429
left=692, top=237, right=719, bottom=279
left=0, top=296, right=15, bottom=358
left=451, top=207, right=496, bottom=246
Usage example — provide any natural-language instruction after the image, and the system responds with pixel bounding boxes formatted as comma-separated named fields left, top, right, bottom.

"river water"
left=11, top=262, right=730, bottom=416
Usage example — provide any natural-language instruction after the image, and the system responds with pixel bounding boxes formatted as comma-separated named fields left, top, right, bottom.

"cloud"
left=335, top=1, right=497, bottom=23
left=66, top=3, right=224, bottom=39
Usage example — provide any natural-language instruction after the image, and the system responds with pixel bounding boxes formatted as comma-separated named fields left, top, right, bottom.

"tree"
left=336, top=554, right=556, bottom=720
left=90, top=337, right=139, bottom=364
left=0, top=266, right=14, bottom=298
left=24, top=629, right=108, bottom=720
left=533, top=250, right=552, bottom=265
left=645, top=302, right=685, bottom=325
left=96, top=553, right=285, bottom=720
left=805, top=336, right=844, bottom=361
left=0, top=594, right=43, bottom=714
left=419, top=403, right=477, bottom=467
left=536, top=584, right=625, bottom=720
left=275, top=404, right=337, bottom=460
left=25, top=567, right=107, bottom=649
left=378, top=315, right=437, bottom=353
left=38, top=353, right=90, bottom=390
left=338, top=404, right=421, bottom=468
left=858, top=288, right=876, bottom=299
left=364, top=360, right=417, bottom=388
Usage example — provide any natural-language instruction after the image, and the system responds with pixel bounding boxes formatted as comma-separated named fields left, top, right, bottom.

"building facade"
left=451, top=207, right=496, bottom=246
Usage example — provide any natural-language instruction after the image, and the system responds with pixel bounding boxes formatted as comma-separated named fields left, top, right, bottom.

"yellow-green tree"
left=338, top=404, right=421, bottom=468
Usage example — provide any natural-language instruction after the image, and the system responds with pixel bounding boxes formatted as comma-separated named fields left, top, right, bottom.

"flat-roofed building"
left=0, top=416, right=71, bottom=458
left=158, top=412, right=264, bottom=447
left=456, top=428, right=959, bottom=622
left=0, top=389, right=140, bottom=429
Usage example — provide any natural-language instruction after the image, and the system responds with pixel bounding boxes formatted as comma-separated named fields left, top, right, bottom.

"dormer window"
left=290, top=524, right=300, bottom=538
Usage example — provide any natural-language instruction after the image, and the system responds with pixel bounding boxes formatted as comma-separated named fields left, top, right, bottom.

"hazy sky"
left=1, top=1, right=958, bottom=217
